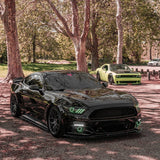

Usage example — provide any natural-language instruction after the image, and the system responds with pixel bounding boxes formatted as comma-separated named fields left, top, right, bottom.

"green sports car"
left=96, top=64, right=141, bottom=85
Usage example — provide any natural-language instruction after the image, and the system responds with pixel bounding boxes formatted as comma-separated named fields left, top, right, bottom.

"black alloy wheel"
left=48, top=107, right=65, bottom=138
left=108, top=75, right=114, bottom=85
left=96, top=72, right=101, bottom=81
left=10, top=94, right=21, bottom=117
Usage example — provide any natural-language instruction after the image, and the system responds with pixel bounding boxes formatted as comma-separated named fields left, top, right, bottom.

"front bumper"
left=66, top=116, right=142, bottom=137
left=114, top=77, right=141, bottom=85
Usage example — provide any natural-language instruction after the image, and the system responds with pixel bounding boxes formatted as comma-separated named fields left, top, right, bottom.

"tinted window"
left=110, top=64, right=131, bottom=71
left=44, top=72, right=103, bottom=90
left=102, top=65, right=108, bottom=71
left=24, top=74, right=43, bottom=88
left=153, top=59, right=159, bottom=61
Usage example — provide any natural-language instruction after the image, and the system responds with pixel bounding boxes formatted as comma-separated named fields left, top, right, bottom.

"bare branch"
left=39, top=1, right=68, bottom=36
left=48, top=20, right=68, bottom=36
left=70, top=0, right=80, bottom=37
left=45, top=0, right=73, bottom=38
left=81, top=0, right=90, bottom=41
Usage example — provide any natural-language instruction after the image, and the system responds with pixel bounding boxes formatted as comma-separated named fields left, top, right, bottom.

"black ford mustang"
left=10, top=70, right=141, bottom=138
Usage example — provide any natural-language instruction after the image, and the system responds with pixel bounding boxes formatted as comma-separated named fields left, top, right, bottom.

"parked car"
left=147, top=59, right=160, bottom=66
left=10, top=70, right=141, bottom=138
left=96, top=64, right=141, bottom=85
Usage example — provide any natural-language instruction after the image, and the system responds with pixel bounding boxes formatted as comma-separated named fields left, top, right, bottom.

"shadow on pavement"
left=0, top=81, right=160, bottom=160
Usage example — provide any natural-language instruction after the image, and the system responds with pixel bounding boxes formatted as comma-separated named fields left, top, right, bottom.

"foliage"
left=0, top=24, right=7, bottom=63
left=0, top=0, right=159, bottom=66
left=0, top=41, right=7, bottom=63
left=17, top=0, right=62, bottom=62
left=122, top=0, right=160, bottom=63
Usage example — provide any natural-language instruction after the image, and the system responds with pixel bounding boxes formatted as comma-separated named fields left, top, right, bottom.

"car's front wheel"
left=47, top=106, right=65, bottom=138
left=10, top=94, right=21, bottom=117
left=96, top=72, right=101, bottom=81
left=108, top=75, right=114, bottom=85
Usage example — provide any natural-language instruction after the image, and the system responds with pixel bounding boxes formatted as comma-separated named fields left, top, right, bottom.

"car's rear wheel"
left=108, top=75, right=114, bottom=85
left=96, top=72, right=101, bottom=81
left=48, top=106, right=65, bottom=138
left=10, top=94, right=21, bottom=117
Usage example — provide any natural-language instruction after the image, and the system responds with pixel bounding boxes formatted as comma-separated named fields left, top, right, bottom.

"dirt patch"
left=0, top=78, right=160, bottom=160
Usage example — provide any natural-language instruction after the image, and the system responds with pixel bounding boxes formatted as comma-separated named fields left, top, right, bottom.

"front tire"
left=10, top=94, right=21, bottom=117
left=96, top=72, right=101, bottom=81
left=47, top=106, right=65, bottom=138
left=108, top=75, right=114, bottom=85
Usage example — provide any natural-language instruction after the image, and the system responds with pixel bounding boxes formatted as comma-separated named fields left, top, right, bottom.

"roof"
left=28, top=70, right=86, bottom=76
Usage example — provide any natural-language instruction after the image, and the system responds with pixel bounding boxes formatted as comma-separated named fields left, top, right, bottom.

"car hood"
left=52, top=88, right=137, bottom=107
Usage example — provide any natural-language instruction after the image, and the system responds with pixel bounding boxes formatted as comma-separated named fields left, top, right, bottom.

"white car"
left=147, top=59, right=160, bottom=66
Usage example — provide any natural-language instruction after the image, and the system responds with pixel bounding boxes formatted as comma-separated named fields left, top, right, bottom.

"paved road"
left=0, top=79, right=160, bottom=160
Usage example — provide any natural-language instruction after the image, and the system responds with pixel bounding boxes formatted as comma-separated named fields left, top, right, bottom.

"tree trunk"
left=2, top=0, right=24, bottom=82
left=32, top=32, right=36, bottom=63
left=45, top=0, right=90, bottom=72
left=116, top=0, right=123, bottom=64
left=91, top=49, right=99, bottom=70
left=28, top=51, right=31, bottom=63
left=149, top=41, right=152, bottom=60
left=73, top=38, right=88, bottom=72
left=91, top=8, right=99, bottom=70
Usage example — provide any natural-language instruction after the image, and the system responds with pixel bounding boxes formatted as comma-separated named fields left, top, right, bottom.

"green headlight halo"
left=69, top=107, right=85, bottom=114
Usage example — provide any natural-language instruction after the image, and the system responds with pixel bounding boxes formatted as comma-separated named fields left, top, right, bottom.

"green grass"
left=0, top=61, right=77, bottom=78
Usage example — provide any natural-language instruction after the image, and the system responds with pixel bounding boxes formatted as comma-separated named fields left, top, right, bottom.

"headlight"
left=116, top=75, right=121, bottom=78
left=63, top=105, right=86, bottom=115
left=136, top=75, right=141, bottom=78
left=69, top=107, right=86, bottom=114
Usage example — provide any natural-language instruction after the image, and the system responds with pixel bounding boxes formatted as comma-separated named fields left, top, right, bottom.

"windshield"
left=110, top=64, right=131, bottom=71
left=152, top=59, right=159, bottom=61
left=44, top=72, right=103, bottom=90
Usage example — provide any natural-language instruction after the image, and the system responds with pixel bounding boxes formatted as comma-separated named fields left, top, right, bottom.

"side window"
left=24, top=76, right=32, bottom=85
left=102, top=65, right=108, bottom=71
left=24, top=74, right=43, bottom=88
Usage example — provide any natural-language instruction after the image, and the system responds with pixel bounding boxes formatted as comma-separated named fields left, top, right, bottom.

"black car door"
left=21, top=74, right=46, bottom=121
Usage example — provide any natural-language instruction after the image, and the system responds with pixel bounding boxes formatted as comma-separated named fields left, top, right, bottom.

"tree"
left=86, top=0, right=99, bottom=71
left=86, top=0, right=117, bottom=69
left=0, top=0, right=24, bottom=82
left=44, top=0, right=90, bottom=72
left=116, top=0, right=123, bottom=64
left=122, top=0, right=160, bottom=63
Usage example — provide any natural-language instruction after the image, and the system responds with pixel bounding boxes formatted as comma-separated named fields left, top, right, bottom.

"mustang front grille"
left=89, top=106, right=137, bottom=120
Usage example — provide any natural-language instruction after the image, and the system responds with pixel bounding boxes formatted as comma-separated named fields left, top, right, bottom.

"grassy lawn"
left=0, top=64, right=8, bottom=78
left=0, top=61, right=79, bottom=78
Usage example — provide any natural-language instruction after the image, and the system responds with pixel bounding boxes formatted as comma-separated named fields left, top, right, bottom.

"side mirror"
left=102, top=82, right=108, bottom=88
